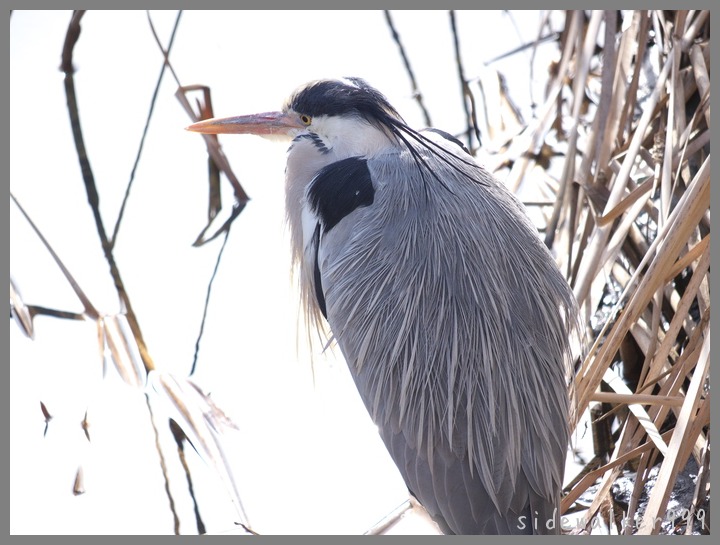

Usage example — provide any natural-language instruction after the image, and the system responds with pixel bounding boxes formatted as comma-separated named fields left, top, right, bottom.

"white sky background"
left=9, top=10, right=587, bottom=535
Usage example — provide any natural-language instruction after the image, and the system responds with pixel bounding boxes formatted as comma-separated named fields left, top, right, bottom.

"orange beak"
left=186, top=111, right=305, bottom=136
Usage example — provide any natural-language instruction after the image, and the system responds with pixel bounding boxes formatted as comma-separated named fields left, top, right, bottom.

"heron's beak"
left=186, top=111, right=305, bottom=137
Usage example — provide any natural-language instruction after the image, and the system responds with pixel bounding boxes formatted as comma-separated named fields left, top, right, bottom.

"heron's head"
left=187, top=77, right=405, bottom=157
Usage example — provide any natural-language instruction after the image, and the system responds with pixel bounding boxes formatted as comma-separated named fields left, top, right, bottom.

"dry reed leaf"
left=688, top=44, right=710, bottom=127
left=11, top=195, right=100, bottom=320
left=561, top=429, right=674, bottom=513
left=662, top=234, right=708, bottom=283
left=685, top=431, right=710, bottom=535
left=648, top=247, right=709, bottom=383
left=40, top=401, right=52, bottom=437
left=572, top=53, right=673, bottom=307
left=595, top=179, right=654, bottom=227
left=575, top=155, right=709, bottom=420
left=10, top=277, right=34, bottom=339
left=601, top=368, right=668, bottom=456
left=635, top=318, right=708, bottom=463
left=100, top=314, right=147, bottom=390
left=590, top=393, right=683, bottom=408
left=73, top=466, right=85, bottom=496
left=147, top=371, right=250, bottom=530
left=636, top=330, right=710, bottom=534
left=176, top=85, right=250, bottom=246
left=579, top=464, right=622, bottom=533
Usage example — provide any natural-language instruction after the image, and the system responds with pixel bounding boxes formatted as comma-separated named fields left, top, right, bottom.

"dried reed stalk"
left=522, top=10, right=711, bottom=535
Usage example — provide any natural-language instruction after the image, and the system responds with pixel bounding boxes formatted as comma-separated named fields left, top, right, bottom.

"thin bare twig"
left=146, top=10, right=183, bottom=87
left=27, top=305, right=86, bottom=321
left=146, top=394, right=181, bottom=534
left=10, top=193, right=100, bottom=320
left=169, top=419, right=206, bottom=535
left=483, top=31, right=560, bottom=66
left=61, top=9, right=155, bottom=372
left=110, top=10, right=184, bottom=248
left=449, top=10, right=481, bottom=151
left=190, top=228, right=232, bottom=376
left=384, top=10, right=432, bottom=127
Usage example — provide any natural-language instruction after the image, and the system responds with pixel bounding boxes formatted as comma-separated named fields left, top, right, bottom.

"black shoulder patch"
left=307, top=156, right=374, bottom=233
left=312, top=223, right=327, bottom=318
left=423, top=128, right=470, bottom=154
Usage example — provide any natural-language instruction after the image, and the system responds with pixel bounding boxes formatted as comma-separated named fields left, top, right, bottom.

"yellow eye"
left=300, top=114, right=312, bottom=125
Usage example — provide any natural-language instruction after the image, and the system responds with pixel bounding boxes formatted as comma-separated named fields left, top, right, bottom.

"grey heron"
left=188, top=77, right=578, bottom=535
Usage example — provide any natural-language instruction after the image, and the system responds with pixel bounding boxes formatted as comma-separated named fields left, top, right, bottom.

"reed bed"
left=480, top=10, right=710, bottom=535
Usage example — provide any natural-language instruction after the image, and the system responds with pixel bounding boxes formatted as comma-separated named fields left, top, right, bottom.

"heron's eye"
left=300, top=114, right=312, bottom=125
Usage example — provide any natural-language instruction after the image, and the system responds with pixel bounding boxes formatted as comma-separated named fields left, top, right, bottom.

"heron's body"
left=188, top=78, right=577, bottom=535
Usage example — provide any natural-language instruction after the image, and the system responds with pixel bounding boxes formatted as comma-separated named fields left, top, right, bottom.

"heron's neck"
left=284, top=121, right=394, bottom=264
left=284, top=137, right=332, bottom=266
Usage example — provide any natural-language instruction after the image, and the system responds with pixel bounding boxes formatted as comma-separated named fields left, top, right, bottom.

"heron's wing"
left=314, top=143, right=575, bottom=534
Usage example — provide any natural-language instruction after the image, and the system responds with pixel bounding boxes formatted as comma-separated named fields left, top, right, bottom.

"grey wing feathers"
left=314, top=142, right=575, bottom=534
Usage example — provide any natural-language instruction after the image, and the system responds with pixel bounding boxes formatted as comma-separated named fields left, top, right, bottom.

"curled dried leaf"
left=10, top=278, right=34, bottom=339
left=101, top=314, right=147, bottom=389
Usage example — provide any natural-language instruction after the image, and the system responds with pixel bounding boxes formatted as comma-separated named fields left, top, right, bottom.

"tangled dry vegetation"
left=473, top=10, right=710, bottom=535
